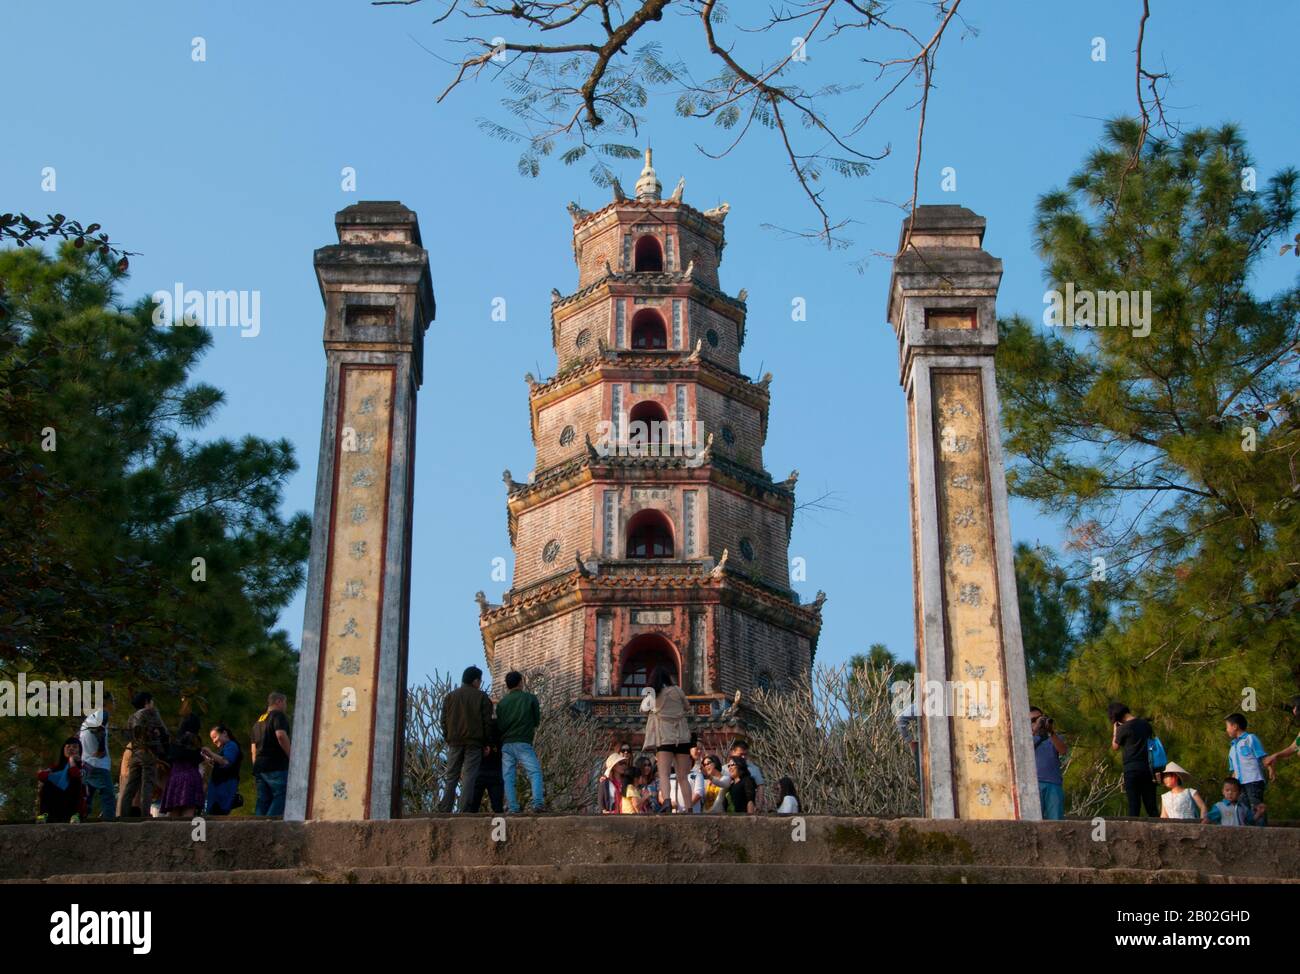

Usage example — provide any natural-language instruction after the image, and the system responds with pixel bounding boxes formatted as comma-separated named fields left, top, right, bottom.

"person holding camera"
left=1109, top=702, right=1158, bottom=816
left=1030, top=706, right=1067, bottom=819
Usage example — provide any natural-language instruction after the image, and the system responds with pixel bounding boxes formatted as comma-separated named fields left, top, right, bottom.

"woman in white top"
left=776, top=776, right=801, bottom=815
left=1158, top=762, right=1208, bottom=821
left=641, top=667, right=694, bottom=814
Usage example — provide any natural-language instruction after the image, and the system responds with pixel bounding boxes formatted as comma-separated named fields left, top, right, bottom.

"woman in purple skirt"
left=161, top=730, right=206, bottom=817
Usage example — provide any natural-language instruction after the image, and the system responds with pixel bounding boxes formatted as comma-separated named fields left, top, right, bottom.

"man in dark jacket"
left=438, top=666, right=493, bottom=813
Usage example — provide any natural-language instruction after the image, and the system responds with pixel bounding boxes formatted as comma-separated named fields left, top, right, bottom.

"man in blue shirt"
left=1030, top=706, right=1067, bottom=819
left=1225, top=713, right=1268, bottom=825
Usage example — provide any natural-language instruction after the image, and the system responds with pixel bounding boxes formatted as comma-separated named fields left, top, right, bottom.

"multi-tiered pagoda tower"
left=478, top=151, right=824, bottom=748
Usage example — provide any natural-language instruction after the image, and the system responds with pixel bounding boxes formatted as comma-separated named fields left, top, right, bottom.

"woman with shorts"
left=640, top=666, right=694, bottom=814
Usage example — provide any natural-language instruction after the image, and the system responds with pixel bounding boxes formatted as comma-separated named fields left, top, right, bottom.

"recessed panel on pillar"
left=931, top=370, right=1015, bottom=818
left=308, top=366, right=395, bottom=820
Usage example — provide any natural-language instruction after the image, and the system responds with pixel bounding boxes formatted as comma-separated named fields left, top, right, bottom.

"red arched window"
left=633, top=235, right=663, bottom=273
left=626, top=400, right=669, bottom=455
left=630, top=309, right=667, bottom=349
left=628, top=400, right=668, bottom=425
left=626, top=509, right=674, bottom=559
left=619, top=634, right=679, bottom=697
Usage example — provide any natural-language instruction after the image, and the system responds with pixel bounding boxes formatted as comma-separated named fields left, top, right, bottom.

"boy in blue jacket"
left=1207, top=776, right=1255, bottom=826
left=1225, top=713, right=1268, bottom=825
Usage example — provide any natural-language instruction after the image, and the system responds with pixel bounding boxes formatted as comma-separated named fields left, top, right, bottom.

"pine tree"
left=0, top=243, right=309, bottom=817
left=997, top=121, right=1300, bottom=815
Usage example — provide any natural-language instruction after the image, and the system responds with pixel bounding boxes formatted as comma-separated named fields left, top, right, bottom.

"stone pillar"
left=285, top=202, right=434, bottom=821
left=886, top=206, right=1039, bottom=820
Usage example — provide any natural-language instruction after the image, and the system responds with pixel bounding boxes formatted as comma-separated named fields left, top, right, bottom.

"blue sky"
left=5, top=1, right=1297, bottom=681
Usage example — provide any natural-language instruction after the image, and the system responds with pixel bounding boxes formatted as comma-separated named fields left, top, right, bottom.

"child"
left=1207, top=776, right=1255, bottom=826
left=1158, top=762, right=1208, bottom=821
left=621, top=765, right=646, bottom=814
left=36, top=738, right=87, bottom=824
left=1225, top=713, right=1268, bottom=825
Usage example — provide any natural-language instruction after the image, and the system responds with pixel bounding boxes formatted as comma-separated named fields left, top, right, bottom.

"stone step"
left=6, top=817, right=1298, bottom=882
left=13, top=863, right=1297, bottom=884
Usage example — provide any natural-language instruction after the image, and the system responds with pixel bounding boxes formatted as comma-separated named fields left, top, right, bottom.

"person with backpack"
left=202, top=724, right=243, bottom=815
left=78, top=692, right=115, bottom=822
left=1109, top=702, right=1159, bottom=816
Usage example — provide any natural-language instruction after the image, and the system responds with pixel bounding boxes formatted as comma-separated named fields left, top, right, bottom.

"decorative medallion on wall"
left=575, top=328, right=591, bottom=349
left=739, top=537, right=755, bottom=561
left=721, top=425, right=736, bottom=447
left=559, top=425, right=576, bottom=446
left=542, top=539, right=561, bottom=563
left=706, top=328, right=719, bottom=348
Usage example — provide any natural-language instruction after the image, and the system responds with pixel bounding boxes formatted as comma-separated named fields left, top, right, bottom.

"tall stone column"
left=887, top=206, right=1039, bottom=820
left=285, top=202, right=435, bottom=821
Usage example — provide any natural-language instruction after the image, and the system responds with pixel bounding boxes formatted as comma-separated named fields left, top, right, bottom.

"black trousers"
left=1124, top=769, right=1158, bottom=816
left=466, top=774, right=504, bottom=813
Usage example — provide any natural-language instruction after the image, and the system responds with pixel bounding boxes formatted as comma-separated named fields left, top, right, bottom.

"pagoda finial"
left=635, top=147, right=662, bottom=201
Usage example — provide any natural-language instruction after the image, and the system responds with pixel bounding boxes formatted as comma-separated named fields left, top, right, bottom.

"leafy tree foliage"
left=0, top=242, right=309, bottom=817
left=850, top=642, right=916, bottom=686
left=1014, top=542, right=1109, bottom=678
left=997, top=121, right=1300, bottom=815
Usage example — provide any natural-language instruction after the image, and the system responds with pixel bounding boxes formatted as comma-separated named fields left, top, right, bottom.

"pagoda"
left=477, top=150, right=824, bottom=748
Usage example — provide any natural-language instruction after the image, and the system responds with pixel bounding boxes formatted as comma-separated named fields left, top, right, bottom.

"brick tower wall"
left=695, top=385, right=765, bottom=468
left=715, top=606, right=812, bottom=696
left=687, top=301, right=742, bottom=372
left=512, top=484, right=597, bottom=588
left=488, top=609, right=587, bottom=702
left=533, top=383, right=603, bottom=471
left=706, top=488, right=792, bottom=590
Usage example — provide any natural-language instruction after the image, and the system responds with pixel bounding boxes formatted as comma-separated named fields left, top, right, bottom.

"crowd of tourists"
left=36, top=671, right=1300, bottom=824
left=1028, top=696, right=1300, bottom=825
left=438, top=664, right=801, bottom=815
left=35, top=690, right=293, bottom=823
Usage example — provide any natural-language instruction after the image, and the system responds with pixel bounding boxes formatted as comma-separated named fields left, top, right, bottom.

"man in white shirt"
left=78, top=692, right=116, bottom=821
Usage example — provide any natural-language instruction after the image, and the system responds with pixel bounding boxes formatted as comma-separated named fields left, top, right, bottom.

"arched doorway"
left=627, top=399, right=668, bottom=454
left=625, top=508, right=674, bottom=559
left=619, top=633, right=679, bottom=696
left=633, top=235, right=663, bottom=272
left=630, top=308, right=667, bottom=349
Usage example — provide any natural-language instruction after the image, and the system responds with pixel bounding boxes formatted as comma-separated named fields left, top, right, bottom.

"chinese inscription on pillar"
left=932, top=371, right=1015, bottom=818
left=308, top=367, right=395, bottom=819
